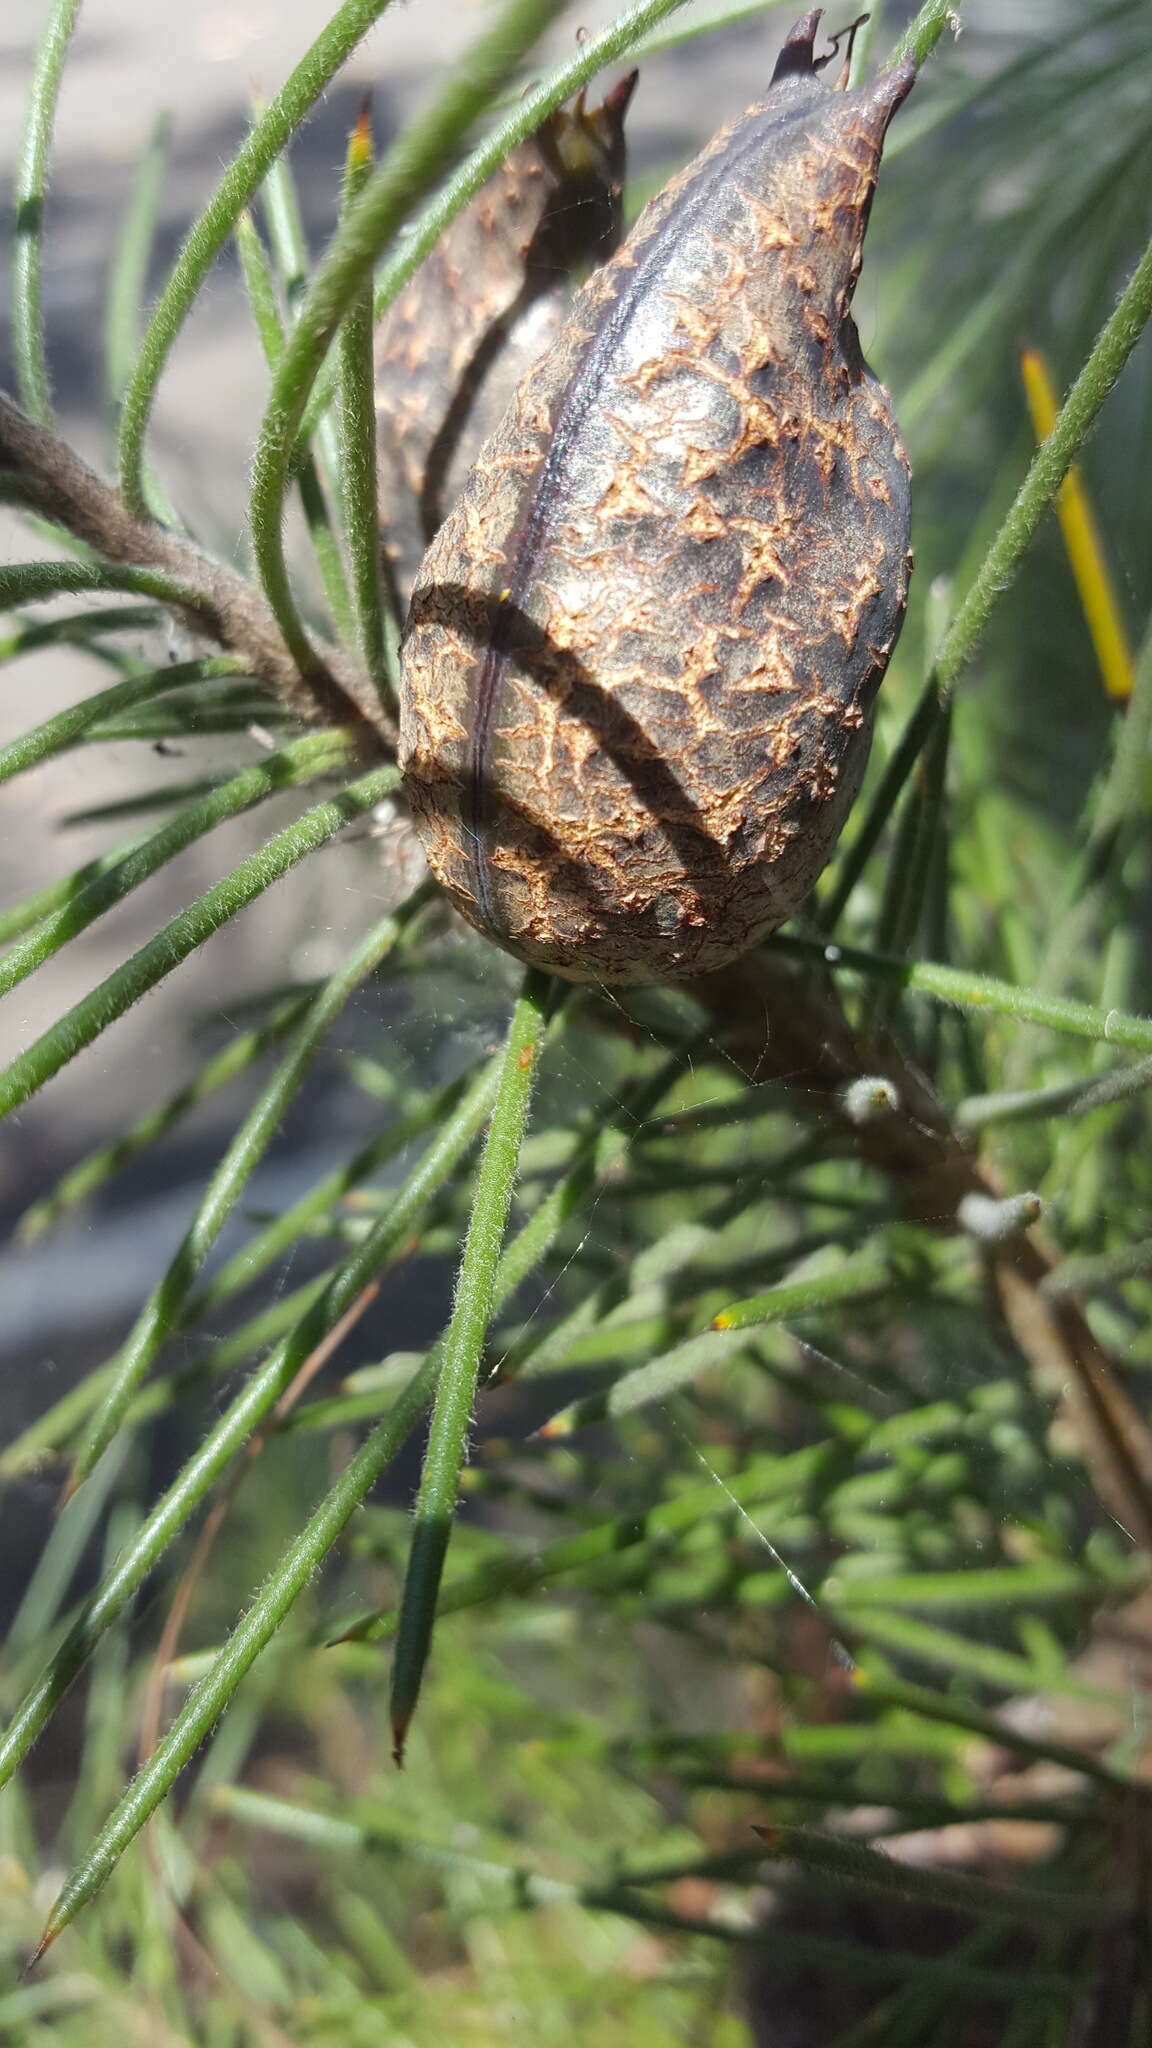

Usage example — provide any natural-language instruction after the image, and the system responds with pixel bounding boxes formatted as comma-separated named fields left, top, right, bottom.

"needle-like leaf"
left=10, top=0, right=84, bottom=422
left=389, top=969, right=552, bottom=1762
left=70, top=890, right=430, bottom=1487
left=0, top=748, right=387, bottom=1121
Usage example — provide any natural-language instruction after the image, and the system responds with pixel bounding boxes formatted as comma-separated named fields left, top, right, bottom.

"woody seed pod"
left=375, top=76, right=636, bottom=607
left=400, top=13, right=915, bottom=985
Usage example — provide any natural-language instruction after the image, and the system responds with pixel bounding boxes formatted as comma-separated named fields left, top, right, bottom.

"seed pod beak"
left=819, top=57, right=916, bottom=318
left=772, top=10, right=825, bottom=82
left=543, top=68, right=637, bottom=195
left=599, top=66, right=640, bottom=124
left=856, top=56, right=917, bottom=142
left=771, top=13, right=918, bottom=115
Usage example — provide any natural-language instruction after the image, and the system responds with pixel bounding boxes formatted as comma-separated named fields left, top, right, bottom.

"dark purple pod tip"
left=772, top=10, right=826, bottom=82
left=771, top=12, right=919, bottom=110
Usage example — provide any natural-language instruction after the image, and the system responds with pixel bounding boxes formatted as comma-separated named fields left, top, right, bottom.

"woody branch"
left=0, top=390, right=393, bottom=747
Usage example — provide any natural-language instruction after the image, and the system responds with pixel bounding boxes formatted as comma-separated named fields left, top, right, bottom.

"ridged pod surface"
left=400, top=15, right=915, bottom=985
left=375, top=78, right=635, bottom=607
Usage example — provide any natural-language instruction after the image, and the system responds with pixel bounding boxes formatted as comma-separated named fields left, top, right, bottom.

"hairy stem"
left=0, top=394, right=389, bottom=741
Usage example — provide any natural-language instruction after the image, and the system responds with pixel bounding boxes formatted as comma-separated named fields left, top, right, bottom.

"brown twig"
left=0, top=391, right=394, bottom=748
left=696, top=951, right=1152, bottom=1555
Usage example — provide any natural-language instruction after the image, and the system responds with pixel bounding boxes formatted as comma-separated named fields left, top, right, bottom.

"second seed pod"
left=375, top=77, right=636, bottom=608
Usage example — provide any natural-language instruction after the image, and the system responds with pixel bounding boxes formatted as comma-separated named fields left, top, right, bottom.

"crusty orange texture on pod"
left=399, top=12, right=915, bottom=985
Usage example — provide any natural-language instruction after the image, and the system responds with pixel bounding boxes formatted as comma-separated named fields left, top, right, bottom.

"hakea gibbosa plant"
left=3, top=0, right=1152, bottom=2037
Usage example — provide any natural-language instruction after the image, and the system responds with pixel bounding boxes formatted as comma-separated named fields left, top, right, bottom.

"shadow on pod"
left=400, top=11, right=916, bottom=986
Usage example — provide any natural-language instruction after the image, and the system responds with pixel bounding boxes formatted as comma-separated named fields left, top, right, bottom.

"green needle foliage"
left=389, top=969, right=552, bottom=1762
left=70, top=892, right=431, bottom=1488
left=14, top=991, right=316, bottom=1244
left=0, top=558, right=221, bottom=611
left=10, top=0, right=84, bottom=422
left=5, top=1, right=1152, bottom=2041
left=103, top=114, right=171, bottom=415
left=337, top=106, right=395, bottom=710
left=246, top=0, right=574, bottom=678
left=115, top=0, right=402, bottom=512
left=0, top=728, right=349, bottom=998
left=0, top=749, right=391, bottom=1119
left=235, top=206, right=357, bottom=643
left=0, top=654, right=247, bottom=781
